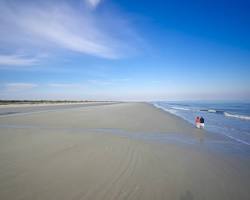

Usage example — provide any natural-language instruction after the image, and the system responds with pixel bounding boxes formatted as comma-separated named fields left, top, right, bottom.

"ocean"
left=152, top=101, right=250, bottom=146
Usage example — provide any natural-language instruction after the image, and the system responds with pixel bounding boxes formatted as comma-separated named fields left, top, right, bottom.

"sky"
left=0, top=0, right=249, bottom=101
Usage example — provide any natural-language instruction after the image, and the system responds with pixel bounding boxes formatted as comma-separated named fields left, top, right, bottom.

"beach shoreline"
left=0, top=102, right=249, bottom=200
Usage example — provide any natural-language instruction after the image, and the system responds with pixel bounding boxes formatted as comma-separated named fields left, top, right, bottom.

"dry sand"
left=0, top=102, right=249, bottom=200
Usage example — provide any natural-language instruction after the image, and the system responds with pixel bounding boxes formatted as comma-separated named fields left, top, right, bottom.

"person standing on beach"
left=195, top=116, right=200, bottom=128
left=200, top=116, right=205, bottom=128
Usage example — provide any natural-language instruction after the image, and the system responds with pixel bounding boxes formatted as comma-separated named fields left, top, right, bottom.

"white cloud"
left=48, top=83, right=84, bottom=89
left=0, top=0, right=141, bottom=61
left=5, top=83, right=38, bottom=91
left=0, top=54, right=38, bottom=66
left=85, top=0, right=102, bottom=9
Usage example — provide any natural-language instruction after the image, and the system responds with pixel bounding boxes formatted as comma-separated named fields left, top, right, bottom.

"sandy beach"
left=0, top=102, right=249, bottom=200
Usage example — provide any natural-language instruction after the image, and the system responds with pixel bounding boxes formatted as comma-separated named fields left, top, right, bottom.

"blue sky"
left=0, top=0, right=249, bottom=101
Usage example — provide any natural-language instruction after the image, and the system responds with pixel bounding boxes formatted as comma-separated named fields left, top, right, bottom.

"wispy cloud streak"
left=0, top=54, right=38, bottom=66
left=0, top=0, right=141, bottom=60
left=48, top=83, right=84, bottom=89
left=85, top=0, right=102, bottom=9
left=5, top=83, right=38, bottom=91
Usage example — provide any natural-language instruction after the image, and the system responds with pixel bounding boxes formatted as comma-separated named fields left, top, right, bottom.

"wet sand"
left=0, top=102, right=249, bottom=200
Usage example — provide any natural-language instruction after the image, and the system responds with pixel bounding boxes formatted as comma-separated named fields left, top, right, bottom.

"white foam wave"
left=153, top=103, right=177, bottom=114
left=208, top=109, right=217, bottom=113
left=171, top=106, right=190, bottom=111
left=224, top=112, right=250, bottom=121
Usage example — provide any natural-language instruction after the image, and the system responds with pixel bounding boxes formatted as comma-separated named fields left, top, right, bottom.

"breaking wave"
left=224, top=112, right=250, bottom=121
left=168, top=106, right=250, bottom=121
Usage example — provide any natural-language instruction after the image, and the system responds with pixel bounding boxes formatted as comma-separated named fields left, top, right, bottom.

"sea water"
left=152, top=101, right=250, bottom=146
